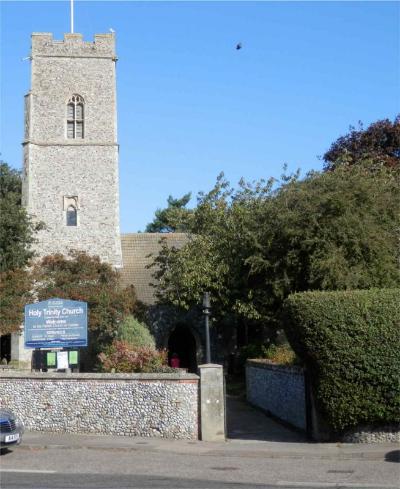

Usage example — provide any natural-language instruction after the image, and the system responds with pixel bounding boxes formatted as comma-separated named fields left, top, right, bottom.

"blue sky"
left=1, top=1, right=399, bottom=232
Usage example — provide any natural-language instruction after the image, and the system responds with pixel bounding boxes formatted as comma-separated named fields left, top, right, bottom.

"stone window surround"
left=63, top=195, right=79, bottom=226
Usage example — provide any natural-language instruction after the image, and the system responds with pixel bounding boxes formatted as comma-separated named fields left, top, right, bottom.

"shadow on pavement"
left=385, top=450, right=400, bottom=463
left=0, top=447, right=13, bottom=456
left=226, top=395, right=306, bottom=443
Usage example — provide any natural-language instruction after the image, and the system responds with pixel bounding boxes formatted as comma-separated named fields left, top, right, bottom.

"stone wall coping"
left=246, top=359, right=304, bottom=374
left=0, top=371, right=199, bottom=382
left=198, top=363, right=223, bottom=369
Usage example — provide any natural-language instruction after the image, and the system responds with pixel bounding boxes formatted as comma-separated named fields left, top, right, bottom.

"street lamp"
left=202, top=292, right=211, bottom=364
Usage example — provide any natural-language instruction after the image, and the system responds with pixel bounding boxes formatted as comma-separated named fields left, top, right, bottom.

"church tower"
left=22, top=32, right=122, bottom=267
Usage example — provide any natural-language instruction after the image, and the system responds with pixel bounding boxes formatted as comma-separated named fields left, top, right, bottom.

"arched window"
left=67, top=94, right=84, bottom=139
left=66, top=205, right=77, bottom=226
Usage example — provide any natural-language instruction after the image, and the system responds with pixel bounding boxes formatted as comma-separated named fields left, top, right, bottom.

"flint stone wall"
left=0, top=371, right=199, bottom=439
left=341, top=426, right=400, bottom=443
left=246, top=360, right=306, bottom=431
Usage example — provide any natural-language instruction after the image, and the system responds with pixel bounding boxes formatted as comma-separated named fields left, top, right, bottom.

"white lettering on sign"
left=28, top=309, right=42, bottom=317
left=43, top=308, right=61, bottom=317
left=33, top=307, right=84, bottom=317
left=62, top=307, right=84, bottom=315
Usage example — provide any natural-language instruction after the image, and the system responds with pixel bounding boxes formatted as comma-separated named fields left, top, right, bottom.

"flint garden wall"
left=0, top=371, right=199, bottom=439
left=246, top=360, right=400, bottom=443
left=246, top=360, right=307, bottom=431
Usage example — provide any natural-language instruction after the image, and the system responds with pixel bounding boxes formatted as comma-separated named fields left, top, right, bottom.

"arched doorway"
left=0, top=334, right=11, bottom=363
left=168, top=325, right=197, bottom=373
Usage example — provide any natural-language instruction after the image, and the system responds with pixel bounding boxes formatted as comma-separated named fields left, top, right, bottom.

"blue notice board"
left=25, top=298, right=87, bottom=349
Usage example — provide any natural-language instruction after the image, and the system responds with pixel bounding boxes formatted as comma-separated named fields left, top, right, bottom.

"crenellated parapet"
left=31, top=32, right=116, bottom=58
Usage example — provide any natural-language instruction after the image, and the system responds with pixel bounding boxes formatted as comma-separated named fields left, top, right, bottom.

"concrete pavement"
left=18, top=430, right=399, bottom=462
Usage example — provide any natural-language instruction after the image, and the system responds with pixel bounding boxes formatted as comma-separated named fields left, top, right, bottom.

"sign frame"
left=24, top=298, right=88, bottom=349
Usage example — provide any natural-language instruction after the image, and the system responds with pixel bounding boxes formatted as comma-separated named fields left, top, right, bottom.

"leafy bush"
left=262, top=343, right=297, bottom=365
left=284, top=289, right=400, bottom=432
left=240, top=342, right=298, bottom=367
left=98, top=340, right=175, bottom=373
left=239, top=343, right=265, bottom=363
left=117, top=315, right=155, bottom=349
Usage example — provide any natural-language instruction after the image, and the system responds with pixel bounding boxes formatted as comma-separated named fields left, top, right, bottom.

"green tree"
left=151, top=174, right=267, bottom=323
left=247, top=164, right=399, bottom=324
left=0, top=161, right=42, bottom=272
left=0, top=268, right=32, bottom=336
left=0, top=161, right=41, bottom=335
left=145, top=193, right=193, bottom=232
left=152, top=166, right=399, bottom=338
left=32, top=251, right=137, bottom=367
left=323, top=116, right=400, bottom=171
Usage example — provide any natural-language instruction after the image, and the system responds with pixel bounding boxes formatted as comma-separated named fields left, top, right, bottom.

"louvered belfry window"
left=67, top=94, right=84, bottom=139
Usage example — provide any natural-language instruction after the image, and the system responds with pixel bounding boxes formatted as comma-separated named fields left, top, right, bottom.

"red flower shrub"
left=98, top=340, right=174, bottom=373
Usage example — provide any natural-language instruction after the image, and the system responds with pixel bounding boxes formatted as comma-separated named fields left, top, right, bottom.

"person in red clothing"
left=170, top=353, right=180, bottom=369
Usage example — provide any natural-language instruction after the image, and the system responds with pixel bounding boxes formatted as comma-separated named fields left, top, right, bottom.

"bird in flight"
left=236, top=42, right=242, bottom=50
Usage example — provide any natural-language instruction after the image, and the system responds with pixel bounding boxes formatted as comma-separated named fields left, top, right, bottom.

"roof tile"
left=119, top=233, right=189, bottom=305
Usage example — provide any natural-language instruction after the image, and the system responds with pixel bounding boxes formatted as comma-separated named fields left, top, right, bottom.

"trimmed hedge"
left=284, top=289, right=400, bottom=432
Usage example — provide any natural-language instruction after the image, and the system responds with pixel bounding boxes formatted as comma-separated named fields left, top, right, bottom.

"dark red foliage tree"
left=323, top=116, right=400, bottom=171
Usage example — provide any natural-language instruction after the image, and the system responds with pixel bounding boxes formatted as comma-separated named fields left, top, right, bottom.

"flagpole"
left=70, top=0, right=74, bottom=33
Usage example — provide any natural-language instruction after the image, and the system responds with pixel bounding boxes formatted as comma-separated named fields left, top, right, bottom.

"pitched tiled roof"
left=119, top=233, right=189, bottom=305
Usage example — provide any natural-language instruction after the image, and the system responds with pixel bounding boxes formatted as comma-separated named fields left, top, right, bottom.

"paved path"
left=226, top=395, right=306, bottom=442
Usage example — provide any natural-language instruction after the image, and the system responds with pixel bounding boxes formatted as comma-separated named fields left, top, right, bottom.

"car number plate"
left=5, top=433, right=20, bottom=443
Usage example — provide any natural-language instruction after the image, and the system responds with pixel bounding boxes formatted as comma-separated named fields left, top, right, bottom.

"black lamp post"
left=202, top=292, right=211, bottom=364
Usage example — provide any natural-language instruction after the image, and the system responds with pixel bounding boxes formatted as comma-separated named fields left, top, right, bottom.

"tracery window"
left=67, top=94, right=84, bottom=139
